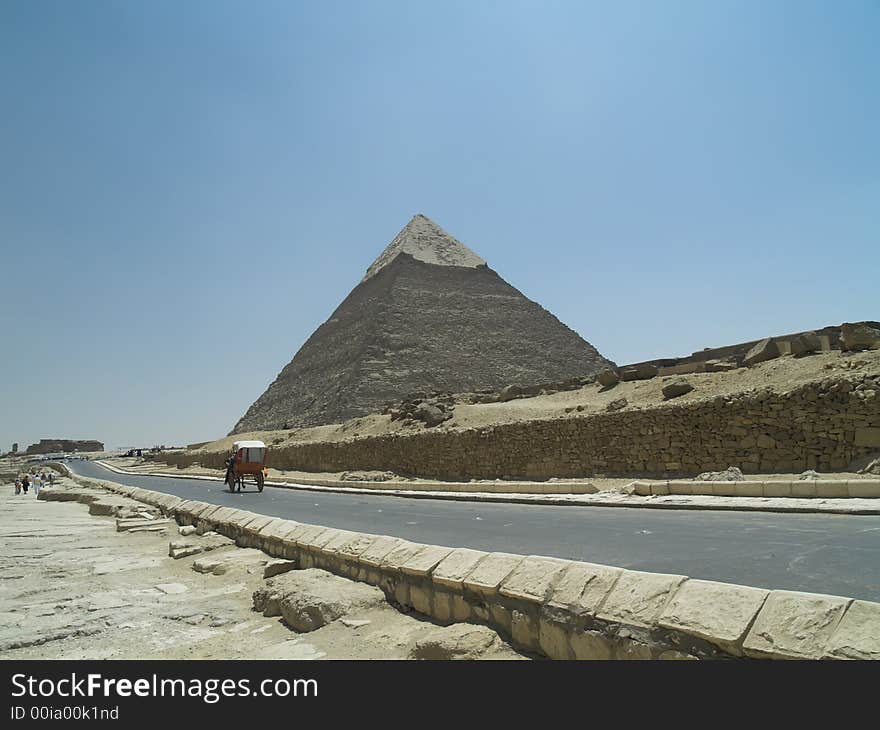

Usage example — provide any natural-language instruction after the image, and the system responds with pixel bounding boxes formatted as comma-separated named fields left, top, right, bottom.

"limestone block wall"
left=167, top=373, right=880, bottom=480
left=58, top=471, right=880, bottom=660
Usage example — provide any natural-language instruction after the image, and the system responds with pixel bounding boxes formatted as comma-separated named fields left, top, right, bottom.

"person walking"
left=14, top=478, right=21, bottom=495
left=21, top=474, right=29, bottom=494
left=33, top=472, right=42, bottom=496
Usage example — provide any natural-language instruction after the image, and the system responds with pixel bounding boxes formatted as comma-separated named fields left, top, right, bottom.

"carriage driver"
left=224, top=449, right=236, bottom=484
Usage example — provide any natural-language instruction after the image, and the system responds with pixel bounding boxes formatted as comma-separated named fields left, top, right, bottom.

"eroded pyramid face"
left=232, top=215, right=613, bottom=433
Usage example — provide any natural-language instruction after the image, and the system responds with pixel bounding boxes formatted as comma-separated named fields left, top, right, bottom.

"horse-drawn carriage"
left=225, top=440, right=268, bottom=493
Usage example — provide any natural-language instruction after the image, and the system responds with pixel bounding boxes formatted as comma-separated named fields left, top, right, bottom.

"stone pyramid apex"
left=362, top=214, right=487, bottom=282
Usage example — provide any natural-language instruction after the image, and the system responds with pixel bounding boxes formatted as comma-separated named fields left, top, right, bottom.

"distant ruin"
left=26, top=439, right=104, bottom=454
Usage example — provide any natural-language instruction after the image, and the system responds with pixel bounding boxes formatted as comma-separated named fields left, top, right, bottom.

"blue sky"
left=2, top=0, right=877, bottom=450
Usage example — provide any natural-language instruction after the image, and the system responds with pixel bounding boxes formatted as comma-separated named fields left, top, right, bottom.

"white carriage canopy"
left=233, top=440, right=266, bottom=464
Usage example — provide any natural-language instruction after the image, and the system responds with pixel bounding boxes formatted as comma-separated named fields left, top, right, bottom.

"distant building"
left=12, top=443, right=18, bottom=454
left=25, top=439, right=104, bottom=455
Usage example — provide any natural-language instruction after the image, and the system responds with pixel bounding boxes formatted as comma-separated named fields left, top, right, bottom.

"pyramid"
left=231, top=214, right=614, bottom=433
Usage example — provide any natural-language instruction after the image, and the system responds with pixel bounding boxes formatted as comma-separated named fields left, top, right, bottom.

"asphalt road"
left=70, top=460, right=880, bottom=602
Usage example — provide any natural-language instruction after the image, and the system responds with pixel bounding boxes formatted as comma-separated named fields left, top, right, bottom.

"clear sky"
left=2, top=0, right=878, bottom=451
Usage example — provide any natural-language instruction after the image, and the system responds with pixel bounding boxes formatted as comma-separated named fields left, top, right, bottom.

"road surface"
left=69, top=460, right=880, bottom=601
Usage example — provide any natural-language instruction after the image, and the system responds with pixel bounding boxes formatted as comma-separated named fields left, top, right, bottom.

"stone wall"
left=52, top=471, right=880, bottom=659
left=168, top=373, right=880, bottom=480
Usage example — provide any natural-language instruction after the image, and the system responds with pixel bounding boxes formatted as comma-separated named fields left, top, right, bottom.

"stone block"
left=596, top=570, right=686, bottom=628
left=462, top=553, right=524, bottom=597
left=558, top=562, right=624, bottom=616
left=538, top=615, right=573, bottom=660
left=263, top=559, right=297, bottom=578
left=855, top=428, right=880, bottom=448
left=182, top=501, right=212, bottom=519
left=823, top=600, right=880, bottom=660
left=499, top=556, right=570, bottom=604
left=410, top=584, right=433, bottom=615
left=734, top=482, right=764, bottom=498
left=511, top=610, right=539, bottom=651
left=337, top=533, right=380, bottom=561
left=762, top=482, right=791, bottom=498
left=205, top=506, right=238, bottom=526
left=451, top=594, right=472, bottom=622
left=662, top=379, right=694, bottom=400
left=791, top=481, right=818, bottom=498
left=379, top=541, right=426, bottom=571
left=309, top=528, right=345, bottom=551
left=744, top=337, right=780, bottom=367
left=815, top=481, right=848, bottom=499
left=743, top=590, right=851, bottom=659
left=570, top=629, right=613, bottom=660
left=848, top=482, right=880, bottom=498
left=432, top=548, right=488, bottom=590
left=620, top=363, right=658, bottom=382
left=393, top=581, right=410, bottom=607
left=358, top=536, right=405, bottom=567
left=226, top=510, right=259, bottom=532
left=658, top=579, right=769, bottom=655
left=260, top=519, right=299, bottom=542
left=293, top=525, right=332, bottom=549
left=489, top=604, right=512, bottom=634
left=712, top=483, right=740, bottom=497
left=400, top=545, right=454, bottom=577
left=431, top=591, right=454, bottom=623
left=241, top=515, right=273, bottom=536
left=317, top=530, right=359, bottom=556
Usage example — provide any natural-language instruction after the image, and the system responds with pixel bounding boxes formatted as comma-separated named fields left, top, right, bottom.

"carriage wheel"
left=256, top=472, right=264, bottom=492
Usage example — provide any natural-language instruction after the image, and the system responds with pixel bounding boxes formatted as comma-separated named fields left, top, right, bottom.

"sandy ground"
left=0, top=484, right=524, bottom=660
left=189, top=349, right=880, bottom=451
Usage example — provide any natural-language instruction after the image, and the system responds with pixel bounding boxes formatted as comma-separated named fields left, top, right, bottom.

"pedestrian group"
left=13, top=468, right=53, bottom=496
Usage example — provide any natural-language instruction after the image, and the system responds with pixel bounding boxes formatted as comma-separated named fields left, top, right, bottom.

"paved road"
left=70, top=460, right=880, bottom=601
